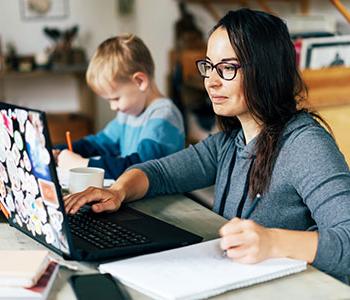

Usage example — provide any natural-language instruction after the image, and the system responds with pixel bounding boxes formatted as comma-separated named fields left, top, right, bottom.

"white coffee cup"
left=68, top=167, right=105, bottom=194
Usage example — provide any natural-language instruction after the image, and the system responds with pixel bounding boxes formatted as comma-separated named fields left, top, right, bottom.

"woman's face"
left=204, top=27, right=248, bottom=119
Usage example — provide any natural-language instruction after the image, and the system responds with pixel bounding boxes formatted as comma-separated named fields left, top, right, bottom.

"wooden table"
left=1, top=194, right=349, bottom=300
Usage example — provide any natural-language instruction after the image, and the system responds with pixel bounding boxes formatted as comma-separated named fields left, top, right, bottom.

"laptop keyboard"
left=68, top=210, right=150, bottom=249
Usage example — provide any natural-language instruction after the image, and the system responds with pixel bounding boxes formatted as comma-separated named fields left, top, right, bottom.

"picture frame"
left=299, top=35, right=350, bottom=70
left=20, top=0, right=69, bottom=21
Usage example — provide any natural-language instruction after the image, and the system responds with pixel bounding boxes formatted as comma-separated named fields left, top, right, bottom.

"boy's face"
left=99, top=79, right=147, bottom=116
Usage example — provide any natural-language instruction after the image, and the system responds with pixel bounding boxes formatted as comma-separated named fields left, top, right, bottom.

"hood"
left=235, top=112, right=317, bottom=159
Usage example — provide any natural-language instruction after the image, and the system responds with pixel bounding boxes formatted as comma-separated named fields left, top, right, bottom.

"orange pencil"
left=65, top=131, right=73, bottom=151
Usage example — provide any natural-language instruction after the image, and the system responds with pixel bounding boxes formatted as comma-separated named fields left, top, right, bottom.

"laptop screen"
left=0, top=102, right=70, bottom=256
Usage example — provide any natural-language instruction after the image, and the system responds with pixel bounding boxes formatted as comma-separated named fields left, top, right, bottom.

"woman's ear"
left=132, top=72, right=149, bottom=92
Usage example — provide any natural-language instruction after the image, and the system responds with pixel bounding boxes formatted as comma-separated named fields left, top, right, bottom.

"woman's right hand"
left=64, top=186, right=125, bottom=215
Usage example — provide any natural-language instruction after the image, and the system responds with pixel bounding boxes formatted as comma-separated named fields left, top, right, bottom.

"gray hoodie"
left=133, top=112, right=350, bottom=282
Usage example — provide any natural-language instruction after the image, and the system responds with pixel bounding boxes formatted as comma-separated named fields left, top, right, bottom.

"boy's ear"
left=132, top=72, right=149, bottom=92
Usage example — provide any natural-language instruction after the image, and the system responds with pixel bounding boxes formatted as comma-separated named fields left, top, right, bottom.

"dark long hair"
left=212, top=9, right=310, bottom=199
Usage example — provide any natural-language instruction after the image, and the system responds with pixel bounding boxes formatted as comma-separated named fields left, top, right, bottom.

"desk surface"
left=1, top=194, right=349, bottom=300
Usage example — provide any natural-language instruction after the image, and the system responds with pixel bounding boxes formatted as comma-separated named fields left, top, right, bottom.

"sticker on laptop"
left=42, top=223, right=55, bottom=245
left=0, top=126, right=11, bottom=150
left=0, top=139, right=6, bottom=163
left=5, top=192, right=15, bottom=212
left=1, top=110, right=14, bottom=137
left=14, top=109, right=28, bottom=133
left=35, top=197, right=47, bottom=224
left=12, top=144, right=21, bottom=167
left=38, top=178, right=59, bottom=208
left=48, top=206, right=63, bottom=232
left=23, top=150, right=32, bottom=172
left=25, top=116, right=51, bottom=181
left=0, top=179, right=6, bottom=199
left=14, top=130, right=24, bottom=151
left=0, top=162, right=8, bottom=183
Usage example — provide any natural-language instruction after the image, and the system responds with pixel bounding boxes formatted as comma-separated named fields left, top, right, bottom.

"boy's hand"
left=219, top=217, right=275, bottom=264
left=64, top=186, right=125, bottom=214
left=52, top=149, right=61, bottom=164
left=57, top=149, right=89, bottom=170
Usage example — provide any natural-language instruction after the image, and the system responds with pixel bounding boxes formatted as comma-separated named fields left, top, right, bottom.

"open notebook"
left=99, top=239, right=306, bottom=300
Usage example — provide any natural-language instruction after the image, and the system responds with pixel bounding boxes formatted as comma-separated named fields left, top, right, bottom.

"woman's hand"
left=57, top=149, right=88, bottom=170
left=220, top=218, right=319, bottom=264
left=219, top=217, right=276, bottom=264
left=64, top=186, right=125, bottom=214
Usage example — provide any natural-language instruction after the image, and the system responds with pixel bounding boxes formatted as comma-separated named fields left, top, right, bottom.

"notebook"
left=99, top=239, right=307, bottom=300
left=0, top=250, right=50, bottom=287
left=0, top=261, right=59, bottom=300
left=0, top=101, right=202, bottom=262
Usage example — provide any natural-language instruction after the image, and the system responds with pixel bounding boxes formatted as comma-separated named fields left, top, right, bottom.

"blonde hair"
left=86, top=34, right=155, bottom=93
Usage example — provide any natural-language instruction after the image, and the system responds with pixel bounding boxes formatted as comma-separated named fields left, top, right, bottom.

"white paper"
left=99, top=239, right=307, bottom=300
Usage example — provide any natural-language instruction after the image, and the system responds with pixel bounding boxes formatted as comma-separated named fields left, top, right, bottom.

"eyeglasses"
left=196, top=60, right=241, bottom=81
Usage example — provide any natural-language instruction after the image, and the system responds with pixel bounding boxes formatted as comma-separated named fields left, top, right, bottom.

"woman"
left=64, top=9, right=350, bottom=282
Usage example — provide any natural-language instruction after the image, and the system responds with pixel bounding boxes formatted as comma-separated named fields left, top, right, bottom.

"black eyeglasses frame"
left=195, top=59, right=242, bottom=81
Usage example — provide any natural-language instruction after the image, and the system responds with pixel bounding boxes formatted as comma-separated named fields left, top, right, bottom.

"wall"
left=0, top=0, right=349, bottom=130
left=0, top=0, right=179, bottom=130
left=0, top=0, right=119, bottom=130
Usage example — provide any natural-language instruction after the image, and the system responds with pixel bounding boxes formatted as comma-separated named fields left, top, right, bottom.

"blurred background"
left=0, top=0, right=350, bottom=166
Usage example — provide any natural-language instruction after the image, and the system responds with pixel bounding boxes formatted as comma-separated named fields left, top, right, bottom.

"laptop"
left=0, top=102, right=202, bottom=261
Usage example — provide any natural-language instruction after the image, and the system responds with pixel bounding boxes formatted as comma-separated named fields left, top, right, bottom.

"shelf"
left=0, top=66, right=87, bottom=79
left=0, top=67, right=95, bottom=145
left=303, top=67, right=350, bottom=109
left=181, top=0, right=311, bottom=21
left=0, top=68, right=95, bottom=120
left=181, top=0, right=350, bottom=23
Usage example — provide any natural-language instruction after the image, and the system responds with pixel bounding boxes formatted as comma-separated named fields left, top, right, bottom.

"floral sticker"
left=23, top=151, right=32, bottom=172
left=12, top=144, right=21, bottom=167
left=0, top=162, right=8, bottom=183
left=0, top=179, right=6, bottom=199
left=15, top=214, right=23, bottom=227
left=42, top=223, right=55, bottom=244
left=7, top=156, right=21, bottom=192
left=1, top=110, right=13, bottom=137
left=14, top=130, right=24, bottom=151
left=48, top=206, right=63, bottom=232
left=15, top=109, right=28, bottom=133
left=35, top=197, right=47, bottom=223
left=0, top=126, right=11, bottom=150
left=31, top=214, right=43, bottom=235
left=0, top=140, right=5, bottom=163
left=5, top=193, right=15, bottom=212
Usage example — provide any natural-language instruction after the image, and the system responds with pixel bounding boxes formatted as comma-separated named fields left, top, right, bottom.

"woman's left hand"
left=219, top=217, right=276, bottom=264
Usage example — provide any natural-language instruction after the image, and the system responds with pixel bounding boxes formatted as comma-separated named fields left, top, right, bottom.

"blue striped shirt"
left=58, top=98, right=185, bottom=179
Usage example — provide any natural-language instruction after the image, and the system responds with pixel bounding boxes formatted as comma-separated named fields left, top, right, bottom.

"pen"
left=243, top=193, right=261, bottom=219
left=66, top=131, right=73, bottom=152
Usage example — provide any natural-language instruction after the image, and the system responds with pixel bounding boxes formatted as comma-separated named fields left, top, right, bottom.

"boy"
left=55, top=34, right=184, bottom=179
